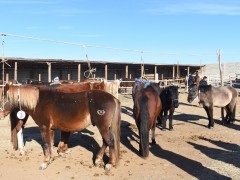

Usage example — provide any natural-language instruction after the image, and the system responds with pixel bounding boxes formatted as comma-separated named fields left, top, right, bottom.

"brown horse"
left=187, top=84, right=238, bottom=128
left=0, top=85, right=121, bottom=170
left=53, top=81, right=119, bottom=155
left=133, top=82, right=162, bottom=158
left=7, top=81, right=119, bottom=157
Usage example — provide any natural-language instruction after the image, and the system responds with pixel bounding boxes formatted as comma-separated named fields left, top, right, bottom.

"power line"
left=1, top=33, right=214, bottom=57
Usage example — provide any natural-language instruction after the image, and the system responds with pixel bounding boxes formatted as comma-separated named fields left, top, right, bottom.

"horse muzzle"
left=187, top=97, right=194, bottom=103
left=173, top=100, right=179, bottom=108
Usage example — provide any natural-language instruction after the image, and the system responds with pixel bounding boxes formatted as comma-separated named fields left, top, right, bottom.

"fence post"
left=155, top=73, right=158, bottom=83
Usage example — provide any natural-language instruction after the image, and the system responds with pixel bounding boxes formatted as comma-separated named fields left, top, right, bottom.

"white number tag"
left=17, top=110, right=26, bottom=119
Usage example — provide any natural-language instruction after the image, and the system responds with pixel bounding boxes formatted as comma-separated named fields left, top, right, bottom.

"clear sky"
left=1, top=0, right=240, bottom=65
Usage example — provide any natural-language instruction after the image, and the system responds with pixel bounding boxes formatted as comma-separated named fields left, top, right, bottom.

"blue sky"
left=1, top=0, right=240, bottom=65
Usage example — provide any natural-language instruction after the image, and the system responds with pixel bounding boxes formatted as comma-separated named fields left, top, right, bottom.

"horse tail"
left=10, top=110, right=18, bottom=150
left=139, top=94, right=149, bottom=158
left=110, top=99, right=121, bottom=165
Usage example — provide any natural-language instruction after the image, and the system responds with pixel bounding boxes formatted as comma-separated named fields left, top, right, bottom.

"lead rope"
left=18, top=86, right=22, bottom=110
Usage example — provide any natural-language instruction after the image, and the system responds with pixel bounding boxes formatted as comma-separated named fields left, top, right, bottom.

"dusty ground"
left=0, top=92, right=239, bottom=180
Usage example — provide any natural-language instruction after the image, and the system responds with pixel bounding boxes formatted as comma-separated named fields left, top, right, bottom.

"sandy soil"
left=0, top=92, right=239, bottom=180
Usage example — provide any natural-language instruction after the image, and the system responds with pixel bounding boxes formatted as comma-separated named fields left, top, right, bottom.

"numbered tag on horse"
left=17, top=110, right=26, bottom=119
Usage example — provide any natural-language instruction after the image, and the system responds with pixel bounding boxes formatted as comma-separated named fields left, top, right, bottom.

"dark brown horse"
left=0, top=85, right=121, bottom=170
left=187, top=84, right=238, bottom=128
left=133, top=82, right=162, bottom=158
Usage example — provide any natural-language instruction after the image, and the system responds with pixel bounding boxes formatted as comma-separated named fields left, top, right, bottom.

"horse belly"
left=52, top=113, right=92, bottom=132
left=213, top=96, right=231, bottom=107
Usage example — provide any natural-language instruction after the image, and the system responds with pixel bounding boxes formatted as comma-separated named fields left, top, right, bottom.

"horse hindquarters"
left=88, top=92, right=121, bottom=170
left=139, top=95, right=149, bottom=158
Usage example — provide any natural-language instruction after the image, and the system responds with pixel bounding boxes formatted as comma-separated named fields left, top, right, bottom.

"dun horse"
left=0, top=85, right=121, bottom=170
left=132, top=82, right=162, bottom=158
left=187, top=84, right=238, bottom=128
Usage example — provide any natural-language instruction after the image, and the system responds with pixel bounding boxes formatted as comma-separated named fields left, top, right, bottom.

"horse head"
left=0, top=83, right=12, bottom=120
left=187, top=83, right=198, bottom=103
left=169, top=86, right=179, bottom=108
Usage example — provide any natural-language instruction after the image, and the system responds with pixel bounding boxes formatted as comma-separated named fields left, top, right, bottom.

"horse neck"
left=8, top=86, right=39, bottom=112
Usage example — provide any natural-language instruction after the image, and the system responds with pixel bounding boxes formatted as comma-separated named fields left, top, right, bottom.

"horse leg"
left=169, top=108, right=175, bottom=130
left=17, top=128, right=25, bottom=155
left=97, top=126, right=120, bottom=171
left=157, top=111, right=163, bottom=126
left=221, top=107, right=227, bottom=124
left=58, top=131, right=71, bottom=157
left=203, top=106, right=213, bottom=128
left=161, top=110, right=168, bottom=131
left=39, top=126, right=54, bottom=170
left=209, top=106, right=214, bottom=128
left=15, top=120, right=25, bottom=155
left=151, top=124, right=156, bottom=145
left=223, top=106, right=231, bottom=124
left=227, top=102, right=236, bottom=124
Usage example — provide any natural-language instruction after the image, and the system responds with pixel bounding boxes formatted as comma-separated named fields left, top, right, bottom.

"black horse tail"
left=139, top=94, right=149, bottom=158
left=110, top=99, right=121, bottom=165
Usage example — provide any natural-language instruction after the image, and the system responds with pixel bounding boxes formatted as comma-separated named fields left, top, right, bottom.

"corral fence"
left=118, top=77, right=187, bottom=95
left=208, top=73, right=240, bottom=95
left=118, top=73, right=240, bottom=95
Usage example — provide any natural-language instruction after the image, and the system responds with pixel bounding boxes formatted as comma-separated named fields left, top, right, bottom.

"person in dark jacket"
left=199, top=76, right=208, bottom=86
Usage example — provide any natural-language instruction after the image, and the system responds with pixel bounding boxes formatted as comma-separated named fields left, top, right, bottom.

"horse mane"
left=8, top=85, right=39, bottom=110
left=149, top=82, right=161, bottom=95
left=199, top=84, right=212, bottom=93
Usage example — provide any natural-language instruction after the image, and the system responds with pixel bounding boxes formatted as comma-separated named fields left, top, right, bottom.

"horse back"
left=134, top=87, right=162, bottom=128
left=33, top=89, right=119, bottom=132
left=200, top=86, right=238, bottom=107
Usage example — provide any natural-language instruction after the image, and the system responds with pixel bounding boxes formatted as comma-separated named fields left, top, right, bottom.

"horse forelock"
left=8, top=85, right=39, bottom=110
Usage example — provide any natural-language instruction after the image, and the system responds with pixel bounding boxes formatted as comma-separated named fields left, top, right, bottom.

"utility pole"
left=217, top=49, right=225, bottom=121
left=217, top=49, right=223, bottom=86
left=1, top=33, right=5, bottom=83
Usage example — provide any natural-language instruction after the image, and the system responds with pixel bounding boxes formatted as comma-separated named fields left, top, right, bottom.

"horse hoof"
left=19, top=149, right=26, bottom=156
left=58, top=149, right=71, bottom=157
left=95, top=158, right=103, bottom=166
left=39, top=163, right=48, bottom=170
left=208, top=126, right=214, bottom=129
left=58, top=152, right=66, bottom=158
left=161, top=128, right=166, bottom=131
left=105, top=164, right=112, bottom=171
left=151, top=139, right=156, bottom=145
left=169, top=128, right=174, bottom=131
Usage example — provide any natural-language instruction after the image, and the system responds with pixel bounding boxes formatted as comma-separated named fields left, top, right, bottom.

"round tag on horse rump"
left=17, top=110, right=26, bottom=119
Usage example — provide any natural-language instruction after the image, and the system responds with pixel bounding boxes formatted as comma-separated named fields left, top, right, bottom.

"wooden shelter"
left=1, top=57, right=203, bottom=83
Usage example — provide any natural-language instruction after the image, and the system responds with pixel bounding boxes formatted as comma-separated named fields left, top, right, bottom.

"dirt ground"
left=0, top=92, right=239, bottom=180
